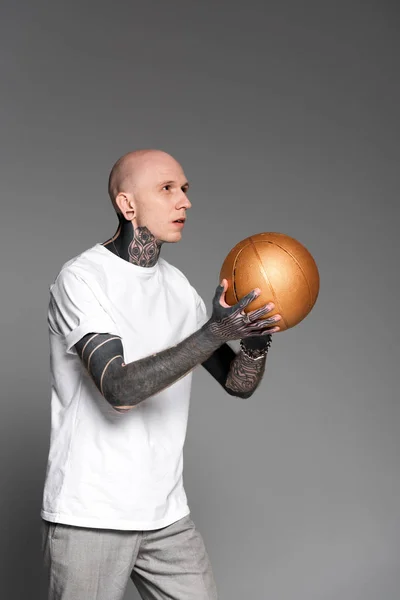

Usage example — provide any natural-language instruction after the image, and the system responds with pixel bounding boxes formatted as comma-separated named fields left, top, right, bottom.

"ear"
left=115, top=192, right=135, bottom=221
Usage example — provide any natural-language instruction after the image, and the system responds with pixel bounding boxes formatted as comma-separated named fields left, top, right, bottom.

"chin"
left=162, top=232, right=183, bottom=244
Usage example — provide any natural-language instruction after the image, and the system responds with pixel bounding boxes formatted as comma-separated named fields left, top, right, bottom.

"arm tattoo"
left=224, top=350, right=266, bottom=399
left=75, top=333, right=124, bottom=396
left=75, top=324, right=222, bottom=411
left=202, top=343, right=267, bottom=400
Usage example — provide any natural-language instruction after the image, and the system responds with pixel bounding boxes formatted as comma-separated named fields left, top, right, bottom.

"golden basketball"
left=219, top=232, right=320, bottom=332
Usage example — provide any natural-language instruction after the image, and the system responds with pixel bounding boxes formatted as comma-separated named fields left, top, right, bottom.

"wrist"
left=241, top=334, right=272, bottom=350
left=240, top=335, right=272, bottom=360
left=200, top=319, right=225, bottom=348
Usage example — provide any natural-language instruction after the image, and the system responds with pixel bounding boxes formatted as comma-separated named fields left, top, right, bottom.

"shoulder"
left=51, top=245, right=105, bottom=295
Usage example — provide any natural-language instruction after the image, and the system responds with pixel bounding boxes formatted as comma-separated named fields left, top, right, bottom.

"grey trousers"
left=42, top=514, right=218, bottom=600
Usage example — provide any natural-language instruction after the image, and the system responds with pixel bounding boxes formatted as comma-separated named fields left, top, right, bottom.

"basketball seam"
left=249, top=238, right=289, bottom=329
left=266, top=240, right=314, bottom=311
left=232, top=247, right=246, bottom=304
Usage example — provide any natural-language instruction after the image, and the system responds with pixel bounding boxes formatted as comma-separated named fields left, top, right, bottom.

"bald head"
left=106, top=148, right=191, bottom=243
left=108, top=149, right=181, bottom=213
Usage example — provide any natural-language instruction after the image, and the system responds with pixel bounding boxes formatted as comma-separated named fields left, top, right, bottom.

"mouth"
left=172, top=218, right=186, bottom=226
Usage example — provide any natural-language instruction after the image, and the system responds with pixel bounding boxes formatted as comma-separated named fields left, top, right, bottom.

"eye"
left=162, top=184, right=171, bottom=191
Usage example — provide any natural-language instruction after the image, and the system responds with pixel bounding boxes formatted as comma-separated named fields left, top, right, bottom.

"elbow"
left=106, top=392, right=137, bottom=413
left=101, top=363, right=152, bottom=410
left=224, top=385, right=255, bottom=400
left=111, top=405, right=134, bottom=414
left=105, top=387, right=138, bottom=412
left=103, top=389, right=133, bottom=412
left=102, top=375, right=138, bottom=412
left=235, top=390, right=255, bottom=400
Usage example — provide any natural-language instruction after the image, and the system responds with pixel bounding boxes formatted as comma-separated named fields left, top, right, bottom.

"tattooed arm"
left=201, top=336, right=273, bottom=399
left=75, top=328, right=220, bottom=412
left=74, top=281, right=277, bottom=411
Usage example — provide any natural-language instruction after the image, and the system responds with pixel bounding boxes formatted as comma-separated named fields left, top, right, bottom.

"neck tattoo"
left=128, top=227, right=162, bottom=267
left=106, top=222, right=162, bottom=268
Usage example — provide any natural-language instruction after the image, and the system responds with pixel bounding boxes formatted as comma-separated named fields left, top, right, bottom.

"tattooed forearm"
left=75, top=324, right=222, bottom=410
left=224, top=351, right=267, bottom=399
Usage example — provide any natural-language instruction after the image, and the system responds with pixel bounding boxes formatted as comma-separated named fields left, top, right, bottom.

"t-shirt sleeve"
left=191, top=286, right=209, bottom=329
left=49, top=268, right=120, bottom=354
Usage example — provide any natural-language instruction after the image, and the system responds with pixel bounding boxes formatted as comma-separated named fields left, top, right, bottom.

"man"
left=41, top=149, right=281, bottom=600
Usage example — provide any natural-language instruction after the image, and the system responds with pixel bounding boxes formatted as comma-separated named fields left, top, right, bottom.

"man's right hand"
left=206, top=279, right=281, bottom=342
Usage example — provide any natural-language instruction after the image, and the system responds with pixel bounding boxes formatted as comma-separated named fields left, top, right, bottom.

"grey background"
left=1, top=1, right=399, bottom=598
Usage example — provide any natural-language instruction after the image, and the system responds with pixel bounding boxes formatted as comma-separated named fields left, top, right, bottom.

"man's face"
left=129, top=154, right=191, bottom=243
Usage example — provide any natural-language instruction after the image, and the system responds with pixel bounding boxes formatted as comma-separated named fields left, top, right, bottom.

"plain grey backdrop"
left=1, top=1, right=399, bottom=598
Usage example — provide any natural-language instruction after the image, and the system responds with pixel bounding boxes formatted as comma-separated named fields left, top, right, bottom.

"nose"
left=177, top=190, right=191, bottom=210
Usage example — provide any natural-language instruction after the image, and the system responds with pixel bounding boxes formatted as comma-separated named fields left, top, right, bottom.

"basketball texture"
left=219, top=232, right=320, bottom=332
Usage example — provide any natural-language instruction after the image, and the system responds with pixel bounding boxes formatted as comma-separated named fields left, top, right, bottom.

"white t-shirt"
left=41, top=243, right=208, bottom=530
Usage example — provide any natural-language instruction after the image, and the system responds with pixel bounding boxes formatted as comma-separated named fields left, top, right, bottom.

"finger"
left=213, top=281, right=226, bottom=304
left=218, top=279, right=232, bottom=308
left=249, top=323, right=279, bottom=333
left=243, top=313, right=253, bottom=325
left=266, top=326, right=280, bottom=334
left=243, top=326, right=280, bottom=338
left=237, top=288, right=260, bottom=310
left=249, top=315, right=281, bottom=328
left=252, top=325, right=280, bottom=335
left=247, top=303, right=276, bottom=320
